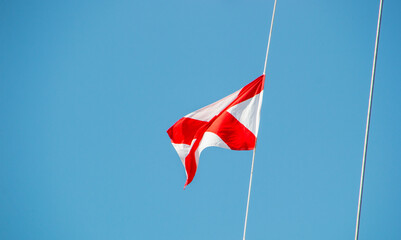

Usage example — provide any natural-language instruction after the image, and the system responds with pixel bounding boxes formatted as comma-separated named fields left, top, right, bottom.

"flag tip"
left=183, top=179, right=190, bottom=190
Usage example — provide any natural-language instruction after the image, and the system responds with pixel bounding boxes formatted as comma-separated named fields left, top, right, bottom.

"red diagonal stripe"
left=183, top=122, right=211, bottom=188
left=207, top=111, right=256, bottom=150
left=167, top=117, right=208, bottom=145
left=229, top=75, right=265, bottom=108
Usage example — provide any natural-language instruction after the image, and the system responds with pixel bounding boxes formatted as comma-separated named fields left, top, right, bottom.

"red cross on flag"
left=167, top=75, right=265, bottom=188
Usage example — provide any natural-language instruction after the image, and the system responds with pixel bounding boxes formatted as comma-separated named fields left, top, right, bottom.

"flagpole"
left=354, top=1, right=383, bottom=240
left=243, top=1, right=277, bottom=239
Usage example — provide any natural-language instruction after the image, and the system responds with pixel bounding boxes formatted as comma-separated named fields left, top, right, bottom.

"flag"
left=167, top=75, right=265, bottom=188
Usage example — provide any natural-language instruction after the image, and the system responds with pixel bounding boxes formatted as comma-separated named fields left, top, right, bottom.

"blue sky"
left=1, top=0, right=401, bottom=239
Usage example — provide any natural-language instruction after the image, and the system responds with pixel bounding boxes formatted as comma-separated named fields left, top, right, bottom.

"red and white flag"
left=167, top=75, right=265, bottom=188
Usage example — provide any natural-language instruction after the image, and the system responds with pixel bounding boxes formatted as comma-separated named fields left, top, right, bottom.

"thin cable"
left=355, top=0, right=383, bottom=239
left=263, top=0, right=277, bottom=75
left=243, top=148, right=257, bottom=240
left=243, top=1, right=277, bottom=239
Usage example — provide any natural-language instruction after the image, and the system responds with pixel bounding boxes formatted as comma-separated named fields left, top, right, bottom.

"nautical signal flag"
left=167, top=75, right=265, bottom=188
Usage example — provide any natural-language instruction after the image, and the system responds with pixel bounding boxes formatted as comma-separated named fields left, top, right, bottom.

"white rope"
left=243, top=148, right=257, bottom=240
left=243, top=1, right=277, bottom=239
left=355, top=0, right=383, bottom=239
left=263, top=0, right=277, bottom=75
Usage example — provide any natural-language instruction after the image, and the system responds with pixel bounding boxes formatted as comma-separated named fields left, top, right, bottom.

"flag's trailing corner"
left=167, top=75, right=265, bottom=188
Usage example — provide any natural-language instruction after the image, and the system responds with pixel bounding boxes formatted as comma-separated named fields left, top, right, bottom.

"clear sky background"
left=1, top=0, right=401, bottom=239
